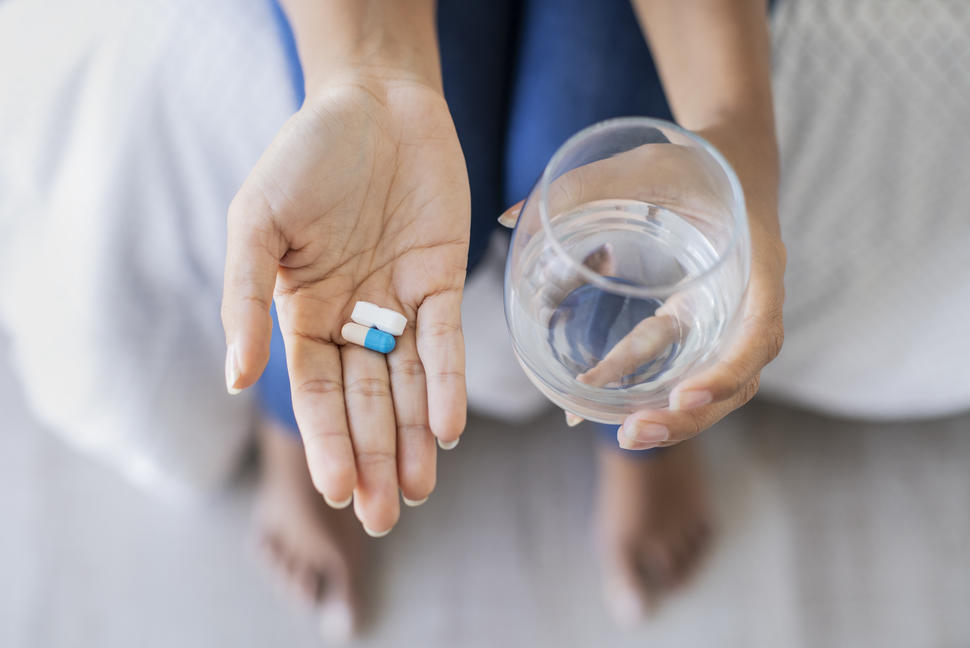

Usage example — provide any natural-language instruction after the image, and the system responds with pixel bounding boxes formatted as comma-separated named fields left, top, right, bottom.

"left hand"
left=498, top=132, right=786, bottom=450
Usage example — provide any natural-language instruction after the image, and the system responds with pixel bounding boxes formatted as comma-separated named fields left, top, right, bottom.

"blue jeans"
left=261, top=0, right=730, bottom=449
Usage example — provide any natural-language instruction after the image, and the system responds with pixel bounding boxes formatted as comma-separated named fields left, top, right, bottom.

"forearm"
left=278, top=0, right=441, bottom=95
left=631, top=0, right=779, bottom=236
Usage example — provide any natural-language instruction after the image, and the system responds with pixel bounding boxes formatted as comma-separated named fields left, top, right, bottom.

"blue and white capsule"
left=342, top=322, right=396, bottom=354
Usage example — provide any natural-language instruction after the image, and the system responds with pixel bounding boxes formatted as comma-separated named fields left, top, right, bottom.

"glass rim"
left=537, top=116, right=747, bottom=299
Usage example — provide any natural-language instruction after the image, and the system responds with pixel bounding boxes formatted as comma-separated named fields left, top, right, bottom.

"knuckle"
left=241, top=292, right=274, bottom=312
left=668, top=412, right=705, bottom=444
left=301, top=424, right=347, bottom=446
left=428, top=369, right=464, bottom=386
left=759, top=311, right=785, bottom=361
left=344, top=377, right=391, bottom=399
left=296, top=377, right=344, bottom=397
left=767, top=324, right=785, bottom=361
left=747, top=310, right=785, bottom=364
left=397, top=422, right=432, bottom=438
left=713, top=360, right=746, bottom=398
left=391, top=358, right=425, bottom=379
left=420, top=321, right=461, bottom=341
left=738, top=375, right=761, bottom=405
left=353, top=449, right=396, bottom=467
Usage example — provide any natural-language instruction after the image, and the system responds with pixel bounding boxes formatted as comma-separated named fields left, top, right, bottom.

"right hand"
left=222, top=73, right=471, bottom=536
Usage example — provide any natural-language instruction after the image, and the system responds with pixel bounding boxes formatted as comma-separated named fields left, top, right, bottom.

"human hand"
left=222, top=74, right=470, bottom=535
left=499, top=135, right=785, bottom=448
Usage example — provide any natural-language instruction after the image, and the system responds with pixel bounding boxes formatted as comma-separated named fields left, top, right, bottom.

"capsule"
left=351, top=301, right=407, bottom=336
left=341, top=322, right=396, bottom=354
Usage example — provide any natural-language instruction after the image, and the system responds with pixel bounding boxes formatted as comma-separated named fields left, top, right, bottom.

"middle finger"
left=341, top=343, right=400, bottom=536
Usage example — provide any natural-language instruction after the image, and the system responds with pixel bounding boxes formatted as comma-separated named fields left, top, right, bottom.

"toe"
left=600, top=544, right=650, bottom=627
left=641, top=543, right=677, bottom=588
left=298, top=567, right=323, bottom=604
left=318, top=597, right=356, bottom=643
left=317, top=560, right=357, bottom=642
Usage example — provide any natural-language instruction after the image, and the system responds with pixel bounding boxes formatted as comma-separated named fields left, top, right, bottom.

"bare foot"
left=254, top=418, right=363, bottom=642
left=595, top=440, right=712, bottom=625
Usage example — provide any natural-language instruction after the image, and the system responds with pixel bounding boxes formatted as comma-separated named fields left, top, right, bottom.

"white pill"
left=351, top=301, right=382, bottom=328
left=351, top=301, right=407, bottom=336
left=376, top=308, right=407, bottom=336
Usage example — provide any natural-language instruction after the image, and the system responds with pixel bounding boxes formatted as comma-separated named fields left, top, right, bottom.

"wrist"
left=280, top=0, right=442, bottom=99
left=696, top=118, right=780, bottom=238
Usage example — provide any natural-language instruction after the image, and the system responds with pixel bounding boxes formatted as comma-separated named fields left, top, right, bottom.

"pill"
left=351, top=301, right=382, bottom=328
left=376, top=308, right=407, bottom=336
left=351, top=301, right=408, bottom=336
left=341, top=322, right=396, bottom=354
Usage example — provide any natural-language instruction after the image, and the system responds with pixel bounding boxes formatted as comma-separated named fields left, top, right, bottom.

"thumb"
left=221, top=193, right=283, bottom=394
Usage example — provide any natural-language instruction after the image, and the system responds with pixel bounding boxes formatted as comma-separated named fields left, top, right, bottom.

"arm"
left=631, top=0, right=779, bottom=232
left=618, top=0, right=786, bottom=448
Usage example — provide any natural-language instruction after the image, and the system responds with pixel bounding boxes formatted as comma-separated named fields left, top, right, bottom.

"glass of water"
left=504, top=117, right=750, bottom=424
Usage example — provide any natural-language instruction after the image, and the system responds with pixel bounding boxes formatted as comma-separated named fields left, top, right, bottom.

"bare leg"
left=595, top=440, right=712, bottom=625
left=254, top=418, right=363, bottom=641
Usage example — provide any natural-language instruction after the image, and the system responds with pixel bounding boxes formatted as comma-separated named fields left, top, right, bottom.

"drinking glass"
left=503, top=117, right=750, bottom=423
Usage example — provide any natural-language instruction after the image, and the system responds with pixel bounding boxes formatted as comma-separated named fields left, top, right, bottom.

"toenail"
left=318, top=600, right=355, bottom=642
left=363, top=524, right=392, bottom=538
left=437, top=437, right=459, bottom=450
left=402, top=494, right=429, bottom=507
left=323, top=493, right=353, bottom=509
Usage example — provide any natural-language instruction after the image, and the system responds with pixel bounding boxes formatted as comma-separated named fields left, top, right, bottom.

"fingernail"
left=225, top=346, right=242, bottom=395
left=402, top=494, right=429, bottom=507
left=620, top=421, right=669, bottom=447
left=323, top=493, right=353, bottom=509
left=363, top=524, right=392, bottom=538
left=437, top=437, right=459, bottom=450
left=565, top=412, right=583, bottom=427
left=672, top=389, right=712, bottom=410
left=497, top=209, right=519, bottom=228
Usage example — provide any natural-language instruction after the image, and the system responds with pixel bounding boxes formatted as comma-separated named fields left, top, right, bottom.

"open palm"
left=223, top=79, right=470, bottom=535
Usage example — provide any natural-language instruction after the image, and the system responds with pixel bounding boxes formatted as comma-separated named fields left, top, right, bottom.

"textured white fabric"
left=0, top=0, right=294, bottom=500
left=760, top=0, right=970, bottom=419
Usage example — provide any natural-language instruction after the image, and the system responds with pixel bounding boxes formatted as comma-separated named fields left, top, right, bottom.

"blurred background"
left=1, top=0, right=968, bottom=646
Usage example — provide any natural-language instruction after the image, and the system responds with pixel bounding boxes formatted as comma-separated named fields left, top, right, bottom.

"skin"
left=222, top=0, right=784, bottom=533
